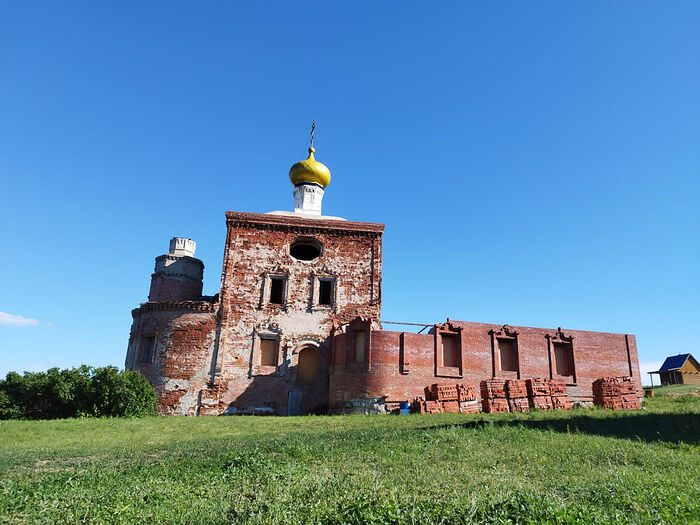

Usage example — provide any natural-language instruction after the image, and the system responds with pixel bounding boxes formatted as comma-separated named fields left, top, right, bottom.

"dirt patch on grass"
left=666, top=391, right=700, bottom=398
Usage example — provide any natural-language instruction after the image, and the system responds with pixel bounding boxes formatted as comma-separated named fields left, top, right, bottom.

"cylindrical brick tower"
left=148, top=237, right=204, bottom=302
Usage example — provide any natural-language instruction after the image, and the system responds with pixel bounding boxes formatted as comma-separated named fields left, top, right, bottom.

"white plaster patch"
left=164, top=379, right=190, bottom=391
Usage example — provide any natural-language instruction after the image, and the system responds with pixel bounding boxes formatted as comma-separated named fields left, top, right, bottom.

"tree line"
left=0, top=366, right=157, bottom=419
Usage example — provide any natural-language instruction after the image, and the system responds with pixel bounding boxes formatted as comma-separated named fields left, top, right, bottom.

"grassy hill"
left=1, top=386, right=698, bottom=524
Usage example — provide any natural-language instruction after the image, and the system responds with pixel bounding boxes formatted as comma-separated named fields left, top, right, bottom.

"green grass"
left=1, top=387, right=699, bottom=524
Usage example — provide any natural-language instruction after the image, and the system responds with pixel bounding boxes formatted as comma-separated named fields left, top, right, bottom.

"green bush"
left=0, top=389, right=20, bottom=419
left=90, top=366, right=157, bottom=418
left=0, top=366, right=157, bottom=420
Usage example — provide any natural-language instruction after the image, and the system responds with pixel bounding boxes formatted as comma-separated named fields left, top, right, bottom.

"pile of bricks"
left=418, top=378, right=578, bottom=415
left=415, top=399, right=443, bottom=414
left=457, top=383, right=480, bottom=414
left=506, top=379, right=529, bottom=413
left=526, top=378, right=574, bottom=411
left=477, top=378, right=573, bottom=412
left=426, top=383, right=458, bottom=401
left=549, top=379, right=573, bottom=410
left=413, top=383, right=480, bottom=414
left=480, top=378, right=573, bottom=413
left=592, top=377, right=640, bottom=410
left=480, top=379, right=509, bottom=413
left=526, top=378, right=554, bottom=410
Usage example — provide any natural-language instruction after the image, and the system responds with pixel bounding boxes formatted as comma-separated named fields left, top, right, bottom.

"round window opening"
left=290, top=238, right=322, bottom=261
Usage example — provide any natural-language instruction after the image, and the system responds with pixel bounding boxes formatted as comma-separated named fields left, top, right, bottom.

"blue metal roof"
left=658, top=354, right=690, bottom=372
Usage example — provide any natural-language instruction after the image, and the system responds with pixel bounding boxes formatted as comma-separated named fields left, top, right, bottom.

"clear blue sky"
left=1, top=2, right=698, bottom=383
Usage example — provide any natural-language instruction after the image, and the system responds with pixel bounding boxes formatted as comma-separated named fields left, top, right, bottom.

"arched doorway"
left=297, top=346, right=319, bottom=383
left=288, top=342, right=327, bottom=416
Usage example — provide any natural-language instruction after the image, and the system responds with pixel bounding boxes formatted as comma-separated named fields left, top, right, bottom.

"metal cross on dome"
left=310, top=120, right=316, bottom=149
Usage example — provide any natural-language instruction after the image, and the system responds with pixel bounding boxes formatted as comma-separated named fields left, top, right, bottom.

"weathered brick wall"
left=329, top=321, right=641, bottom=409
left=127, top=302, right=217, bottom=415
left=203, top=212, right=384, bottom=415
left=148, top=273, right=204, bottom=302
left=127, top=210, right=642, bottom=416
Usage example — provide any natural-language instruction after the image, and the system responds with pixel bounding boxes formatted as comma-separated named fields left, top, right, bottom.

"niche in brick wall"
left=547, top=328, right=577, bottom=384
left=251, top=325, right=283, bottom=377
left=297, top=346, right=319, bottom=382
left=345, top=317, right=371, bottom=372
left=434, top=322, right=463, bottom=378
left=137, top=335, right=156, bottom=364
left=488, top=325, right=520, bottom=379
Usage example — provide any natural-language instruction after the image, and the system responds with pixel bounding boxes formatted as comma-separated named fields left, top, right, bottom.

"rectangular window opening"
left=260, top=338, right=278, bottom=367
left=353, top=330, right=366, bottom=363
left=441, top=334, right=460, bottom=368
left=497, top=338, right=518, bottom=372
left=138, top=336, right=155, bottom=364
left=269, top=277, right=285, bottom=305
left=554, top=342, right=574, bottom=377
left=318, top=279, right=333, bottom=306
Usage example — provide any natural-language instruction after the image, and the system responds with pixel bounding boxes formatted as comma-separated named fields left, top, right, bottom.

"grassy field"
left=1, top=386, right=698, bottom=525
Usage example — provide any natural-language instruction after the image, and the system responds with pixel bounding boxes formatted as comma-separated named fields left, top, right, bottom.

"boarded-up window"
left=498, top=338, right=518, bottom=372
left=319, top=279, right=333, bottom=306
left=353, top=330, right=366, bottom=363
left=260, top=338, right=277, bottom=367
left=441, top=334, right=460, bottom=368
left=138, top=336, right=155, bottom=364
left=297, top=347, right=318, bottom=382
left=554, top=342, right=574, bottom=377
left=269, top=277, right=285, bottom=305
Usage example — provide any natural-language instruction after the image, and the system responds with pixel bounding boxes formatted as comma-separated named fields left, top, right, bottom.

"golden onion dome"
left=289, top=147, right=331, bottom=188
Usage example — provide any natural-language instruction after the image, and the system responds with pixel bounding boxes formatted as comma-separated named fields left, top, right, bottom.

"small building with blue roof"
left=650, top=353, right=700, bottom=386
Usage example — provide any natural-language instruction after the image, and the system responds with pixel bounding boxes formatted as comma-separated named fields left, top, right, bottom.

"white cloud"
left=0, top=312, right=40, bottom=327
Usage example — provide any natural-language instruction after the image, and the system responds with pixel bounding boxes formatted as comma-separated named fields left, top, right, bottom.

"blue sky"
left=1, top=2, right=698, bottom=384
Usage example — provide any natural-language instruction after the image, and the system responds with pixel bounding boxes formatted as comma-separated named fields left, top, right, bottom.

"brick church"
left=126, top=135, right=642, bottom=415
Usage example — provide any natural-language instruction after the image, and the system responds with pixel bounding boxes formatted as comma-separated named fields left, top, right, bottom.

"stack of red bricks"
left=549, top=379, right=573, bottom=410
left=418, top=378, right=578, bottom=415
left=505, top=379, right=529, bottom=413
left=592, top=377, right=640, bottom=410
left=413, top=398, right=443, bottom=414
left=480, top=379, right=509, bottom=413
left=480, top=378, right=573, bottom=413
left=413, top=383, right=480, bottom=414
left=457, top=383, right=480, bottom=414
left=526, top=378, right=554, bottom=410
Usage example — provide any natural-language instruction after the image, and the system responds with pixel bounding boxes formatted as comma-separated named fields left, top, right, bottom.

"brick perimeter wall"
left=329, top=321, right=641, bottom=409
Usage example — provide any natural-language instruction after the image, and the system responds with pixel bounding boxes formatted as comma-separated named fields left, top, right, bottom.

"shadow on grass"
left=443, top=412, right=700, bottom=444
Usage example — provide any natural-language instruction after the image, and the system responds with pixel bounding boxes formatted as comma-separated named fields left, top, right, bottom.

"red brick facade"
left=127, top=211, right=641, bottom=415
left=127, top=211, right=385, bottom=415
left=329, top=321, right=640, bottom=411
left=126, top=301, right=217, bottom=415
